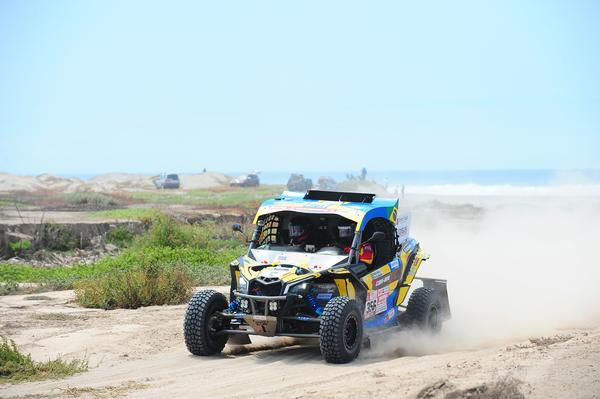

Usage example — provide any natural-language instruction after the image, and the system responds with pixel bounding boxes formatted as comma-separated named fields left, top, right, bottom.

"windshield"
left=254, top=212, right=356, bottom=256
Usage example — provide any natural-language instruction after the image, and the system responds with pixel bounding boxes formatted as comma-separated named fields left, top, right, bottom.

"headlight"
left=238, top=275, right=249, bottom=294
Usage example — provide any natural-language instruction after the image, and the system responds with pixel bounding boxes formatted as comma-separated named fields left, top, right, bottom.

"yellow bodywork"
left=237, top=246, right=428, bottom=317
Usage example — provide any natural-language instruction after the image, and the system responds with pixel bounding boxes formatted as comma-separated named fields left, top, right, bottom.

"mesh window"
left=259, top=214, right=279, bottom=245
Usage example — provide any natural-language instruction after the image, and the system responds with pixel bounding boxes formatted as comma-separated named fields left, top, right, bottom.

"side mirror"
left=368, top=231, right=385, bottom=243
left=232, top=223, right=250, bottom=242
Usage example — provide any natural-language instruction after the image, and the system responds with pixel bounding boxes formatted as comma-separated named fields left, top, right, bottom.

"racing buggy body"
left=184, top=190, right=450, bottom=363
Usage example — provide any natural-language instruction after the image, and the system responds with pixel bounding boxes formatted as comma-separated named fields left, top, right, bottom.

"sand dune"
left=0, top=172, right=231, bottom=193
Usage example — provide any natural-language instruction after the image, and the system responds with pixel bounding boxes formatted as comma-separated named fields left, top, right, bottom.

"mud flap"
left=415, top=277, right=451, bottom=320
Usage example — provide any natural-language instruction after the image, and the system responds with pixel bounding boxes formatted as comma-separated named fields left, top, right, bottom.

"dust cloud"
left=369, top=195, right=600, bottom=357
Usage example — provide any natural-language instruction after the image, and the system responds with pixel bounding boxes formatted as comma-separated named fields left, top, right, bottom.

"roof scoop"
left=303, top=190, right=376, bottom=203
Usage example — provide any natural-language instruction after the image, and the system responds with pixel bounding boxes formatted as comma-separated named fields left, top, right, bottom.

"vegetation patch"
left=9, top=240, right=32, bottom=252
left=75, top=262, right=194, bottom=309
left=61, top=192, right=120, bottom=209
left=0, top=337, right=87, bottom=383
left=41, top=223, right=78, bottom=251
left=127, top=185, right=283, bottom=209
left=106, top=227, right=134, bottom=248
left=0, top=214, right=246, bottom=300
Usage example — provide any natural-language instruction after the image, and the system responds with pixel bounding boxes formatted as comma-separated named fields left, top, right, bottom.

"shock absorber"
left=228, top=298, right=239, bottom=312
left=305, top=293, right=323, bottom=316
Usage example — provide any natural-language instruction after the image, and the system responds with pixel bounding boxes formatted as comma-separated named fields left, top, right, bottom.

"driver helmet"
left=288, top=216, right=311, bottom=245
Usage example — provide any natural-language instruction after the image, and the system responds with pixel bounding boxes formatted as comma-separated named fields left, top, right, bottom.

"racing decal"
left=316, top=292, right=333, bottom=301
left=389, top=259, right=401, bottom=271
left=372, top=268, right=402, bottom=289
left=402, top=238, right=417, bottom=254
left=372, top=274, right=391, bottom=289
left=261, top=265, right=291, bottom=279
left=370, top=269, right=384, bottom=280
left=364, top=291, right=377, bottom=319
left=384, top=307, right=396, bottom=323
left=375, top=286, right=389, bottom=314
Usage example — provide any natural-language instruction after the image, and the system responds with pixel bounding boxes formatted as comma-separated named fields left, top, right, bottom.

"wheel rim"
left=343, top=315, right=358, bottom=351
left=208, top=314, right=220, bottom=338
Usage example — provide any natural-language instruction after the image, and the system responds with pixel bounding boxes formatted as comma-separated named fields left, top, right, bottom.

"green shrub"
left=106, top=227, right=134, bottom=248
left=0, top=337, right=87, bottom=382
left=74, top=262, right=194, bottom=309
left=41, top=223, right=78, bottom=251
left=143, top=214, right=191, bottom=248
left=62, top=192, right=120, bottom=208
left=9, top=240, right=32, bottom=253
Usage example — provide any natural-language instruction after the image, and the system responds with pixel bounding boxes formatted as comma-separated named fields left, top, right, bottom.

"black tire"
left=405, top=287, right=442, bottom=333
left=319, top=296, right=363, bottom=363
left=184, top=290, right=229, bottom=356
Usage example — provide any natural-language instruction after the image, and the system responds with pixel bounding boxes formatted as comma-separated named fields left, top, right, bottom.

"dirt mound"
left=87, top=173, right=155, bottom=192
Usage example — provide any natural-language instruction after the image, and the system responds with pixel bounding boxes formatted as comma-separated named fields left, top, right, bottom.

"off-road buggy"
left=184, top=190, right=450, bottom=363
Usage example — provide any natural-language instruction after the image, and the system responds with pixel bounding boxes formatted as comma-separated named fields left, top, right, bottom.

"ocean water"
left=253, top=169, right=600, bottom=186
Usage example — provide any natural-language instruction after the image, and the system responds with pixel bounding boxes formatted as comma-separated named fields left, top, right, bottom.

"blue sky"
left=0, top=0, right=599, bottom=174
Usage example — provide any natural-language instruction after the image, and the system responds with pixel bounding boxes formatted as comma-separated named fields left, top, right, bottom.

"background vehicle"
left=153, top=173, right=180, bottom=189
left=230, top=173, right=260, bottom=187
left=184, top=190, right=450, bottom=363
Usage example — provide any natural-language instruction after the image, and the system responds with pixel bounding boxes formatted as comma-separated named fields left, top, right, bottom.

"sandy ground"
left=0, top=289, right=599, bottom=399
left=1, top=194, right=600, bottom=398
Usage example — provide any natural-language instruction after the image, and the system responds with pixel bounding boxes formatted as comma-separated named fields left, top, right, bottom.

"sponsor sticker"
left=384, top=307, right=396, bottom=322
left=373, top=274, right=391, bottom=288
left=370, top=269, right=384, bottom=279
left=262, top=265, right=290, bottom=278
left=364, top=291, right=378, bottom=319
left=389, top=259, right=401, bottom=271
left=375, top=286, right=389, bottom=314
left=316, top=292, right=333, bottom=300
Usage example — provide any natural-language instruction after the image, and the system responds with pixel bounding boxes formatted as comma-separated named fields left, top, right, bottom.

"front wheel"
left=184, top=290, right=229, bottom=356
left=319, top=296, right=363, bottom=363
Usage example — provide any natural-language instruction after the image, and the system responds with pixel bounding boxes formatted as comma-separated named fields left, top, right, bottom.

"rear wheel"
left=405, top=287, right=442, bottom=333
left=184, top=290, right=229, bottom=355
left=319, top=297, right=363, bottom=363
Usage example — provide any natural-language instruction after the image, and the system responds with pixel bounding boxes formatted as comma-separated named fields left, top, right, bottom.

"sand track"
left=1, top=289, right=599, bottom=399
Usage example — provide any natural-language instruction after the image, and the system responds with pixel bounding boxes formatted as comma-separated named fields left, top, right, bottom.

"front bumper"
left=215, top=290, right=320, bottom=338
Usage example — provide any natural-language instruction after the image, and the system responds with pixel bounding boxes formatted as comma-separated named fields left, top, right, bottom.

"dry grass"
left=0, top=337, right=87, bottom=383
